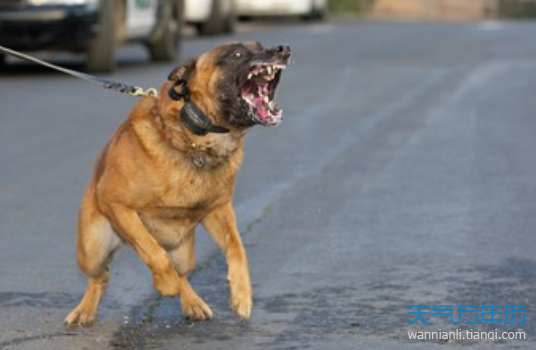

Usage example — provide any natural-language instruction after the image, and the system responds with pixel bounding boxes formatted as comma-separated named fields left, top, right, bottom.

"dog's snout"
left=275, top=45, right=291, bottom=59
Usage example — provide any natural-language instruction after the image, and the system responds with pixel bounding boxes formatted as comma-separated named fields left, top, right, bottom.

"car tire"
left=197, top=0, right=225, bottom=36
left=303, top=0, right=326, bottom=21
left=312, top=4, right=327, bottom=20
left=148, top=0, right=182, bottom=62
left=222, top=1, right=236, bottom=34
left=86, top=0, right=116, bottom=73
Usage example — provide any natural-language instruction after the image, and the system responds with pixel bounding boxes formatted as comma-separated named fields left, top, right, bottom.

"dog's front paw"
left=180, top=294, right=213, bottom=320
left=230, top=294, right=252, bottom=320
left=229, top=279, right=252, bottom=320
left=65, top=307, right=95, bottom=327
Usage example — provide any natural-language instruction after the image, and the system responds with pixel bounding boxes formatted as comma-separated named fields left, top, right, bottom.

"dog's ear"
left=168, top=59, right=197, bottom=82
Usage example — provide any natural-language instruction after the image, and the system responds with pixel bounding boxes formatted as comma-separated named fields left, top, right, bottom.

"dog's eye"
left=233, top=51, right=242, bottom=59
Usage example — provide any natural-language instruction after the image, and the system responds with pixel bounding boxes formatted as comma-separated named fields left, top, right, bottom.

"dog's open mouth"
left=241, top=62, right=286, bottom=125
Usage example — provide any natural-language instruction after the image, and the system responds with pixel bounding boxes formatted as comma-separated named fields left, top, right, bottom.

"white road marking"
left=476, top=20, right=506, bottom=31
left=307, top=24, right=336, bottom=34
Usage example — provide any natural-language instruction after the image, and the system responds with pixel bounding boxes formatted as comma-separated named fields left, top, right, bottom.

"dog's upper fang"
left=247, top=63, right=286, bottom=81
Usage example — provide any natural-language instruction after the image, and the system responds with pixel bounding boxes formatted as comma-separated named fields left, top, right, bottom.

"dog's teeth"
left=267, top=66, right=273, bottom=74
left=248, top=73, right=253, bottom=79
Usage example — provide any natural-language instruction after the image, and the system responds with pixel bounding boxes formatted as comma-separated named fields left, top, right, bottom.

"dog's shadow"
left=111, top=252, right=258, bottom=347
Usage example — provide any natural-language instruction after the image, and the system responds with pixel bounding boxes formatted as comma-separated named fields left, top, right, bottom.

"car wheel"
left=313, top=3, right=327, bottom=20
left=222, top=0, right=236, bottom=34
left=197, top=0, right=225, bottom=36
left=149, top=0, right=182, bottom=62
left=86, top=0, right=116, bottom=73
left=303, top=0, right=326, bottom=21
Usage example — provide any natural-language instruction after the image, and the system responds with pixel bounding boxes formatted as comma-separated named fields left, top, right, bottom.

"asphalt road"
left=1, top=19, right=536, bottom=350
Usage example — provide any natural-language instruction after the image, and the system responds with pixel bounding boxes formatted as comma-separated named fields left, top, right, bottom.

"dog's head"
left=164, top=41, right=291, bottom=133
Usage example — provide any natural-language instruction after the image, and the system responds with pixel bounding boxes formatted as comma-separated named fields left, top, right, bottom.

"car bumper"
left=184, top=0, right=211, bottom=23
left=235, top=0, right=311, bottom=16
left=0, top=5, right=98, bottom=51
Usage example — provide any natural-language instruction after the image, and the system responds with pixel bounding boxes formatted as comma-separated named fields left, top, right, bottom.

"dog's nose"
left=275, top=45, right=291, bottom=59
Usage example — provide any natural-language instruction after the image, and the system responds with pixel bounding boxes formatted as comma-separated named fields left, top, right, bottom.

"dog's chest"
left=137, top=170, right=233, bottom=250
left=139, top=206, right=207, bottom=251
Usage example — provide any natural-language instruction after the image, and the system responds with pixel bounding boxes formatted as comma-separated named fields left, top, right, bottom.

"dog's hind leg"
left=168, top=230, right=196, bottom=277
left=65, top=184, right=121, bottom=327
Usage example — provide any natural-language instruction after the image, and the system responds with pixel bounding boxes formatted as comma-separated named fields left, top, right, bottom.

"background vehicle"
left=234, top=0, right=327, bottom=20
left=0, top=0, right=183, bottom=72
left=184, top=0, right=235, bottom=35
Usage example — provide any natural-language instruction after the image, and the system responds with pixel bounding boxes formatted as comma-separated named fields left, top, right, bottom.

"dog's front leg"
left=104, top=203, right=213, bottom=319
left=203, top=203, right=252, bottom=320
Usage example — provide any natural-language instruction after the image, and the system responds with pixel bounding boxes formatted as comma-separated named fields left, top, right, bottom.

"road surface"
left=1, top=19, right=536, bottom=350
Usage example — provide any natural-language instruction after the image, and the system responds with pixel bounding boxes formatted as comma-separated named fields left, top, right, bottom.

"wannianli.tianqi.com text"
left=408, top=329, right=526, bottom=341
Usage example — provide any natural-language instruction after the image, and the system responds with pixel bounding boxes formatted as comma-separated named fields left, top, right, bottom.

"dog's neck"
left=153, top=110, right=246, bottom=170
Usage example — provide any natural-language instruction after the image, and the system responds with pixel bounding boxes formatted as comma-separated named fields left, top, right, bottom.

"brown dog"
left=65, top=41, right=291, bottom=327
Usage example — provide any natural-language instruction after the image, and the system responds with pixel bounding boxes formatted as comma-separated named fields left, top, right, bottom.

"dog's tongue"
left=242, top=77, right=281, bottom=124
left=253, top=96, right=269, bottom=120
left=255, top=83, right=272, bottom=121
left=258, top=107, right=269, bottom=120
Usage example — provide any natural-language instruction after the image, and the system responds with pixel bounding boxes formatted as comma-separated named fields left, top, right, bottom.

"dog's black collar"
left=168, top=80, right=230, bottom=136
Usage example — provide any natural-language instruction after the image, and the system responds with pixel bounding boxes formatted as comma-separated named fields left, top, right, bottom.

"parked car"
left=0, top=0, right=183, bottom=72
left=184, top=0, right=235, bottom=35
left=234, top=0, right=326, bottom=20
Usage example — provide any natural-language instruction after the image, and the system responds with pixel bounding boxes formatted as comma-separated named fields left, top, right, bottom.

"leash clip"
left=130, top=87, right=158, bottom=98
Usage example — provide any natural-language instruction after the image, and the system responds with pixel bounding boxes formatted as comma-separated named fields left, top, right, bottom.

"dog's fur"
left=65, top=42, right=290, bottom=326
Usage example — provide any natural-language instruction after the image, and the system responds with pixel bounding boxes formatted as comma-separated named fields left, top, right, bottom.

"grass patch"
left=499, top=0, right=536, bottom=17
left=328, top=0, right=366, bottom=13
